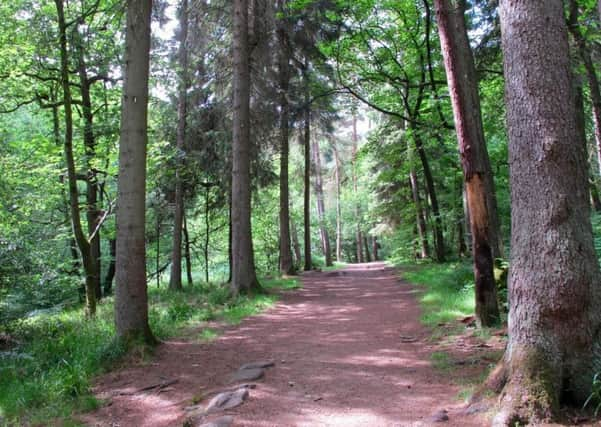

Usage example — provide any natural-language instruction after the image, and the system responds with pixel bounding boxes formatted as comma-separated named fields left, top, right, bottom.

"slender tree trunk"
left=351, top=113, right=363, bottom=263
left=435, top=0, right=500, bottom=326
left=231, top=0, right=260, bottom=294
left=55, top=0, right=96, bottom=317
left=332, top=142, right=343, bottom=262
left=115, top=0, right=155, bottom=344
left=312, top=138, right=332, bottom=266
left=204, top=183, right=211, bottom=284
left=303, top=100, right=312, bottom=271
left=75, top=37, right=102, bottom=300
left=104, top=238, right=116, bottom=295
left=277, top=2, right=294, bottom=275
left=291, top=215, right=302, bottom=267
left=407, top=133, right=429, bottom=259
left=492, top=2, right=601, bottom=423
left=183, top=211, right=193, bottom=286
left=413, top=131, right=445, bottom=262
left=169, top=0, right=189, bottom=291
left=363, top=235, right=371, bottom=262
left=372, top=236, right=378, bottom=261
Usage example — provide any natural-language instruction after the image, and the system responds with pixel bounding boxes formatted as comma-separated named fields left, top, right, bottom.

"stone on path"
left=239, top=360, right=275, bottom=370
left=205, top=388, right=249, bottom=413
left=229, top=367, right=265, bottom=383
left=197, top=416, right=234, bottom=427
left=428, top=409, right=449, bottom=422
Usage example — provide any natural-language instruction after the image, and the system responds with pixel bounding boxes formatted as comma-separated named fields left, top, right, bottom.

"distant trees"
left=114, top=0, right=155, bottom=343
left=494, top=1, right=601, bottom=423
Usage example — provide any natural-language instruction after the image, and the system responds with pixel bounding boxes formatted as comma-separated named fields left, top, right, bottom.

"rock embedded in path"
left=229, top=367, right=265, bottom=383
left=197, top=416, right=234, bottom=427
left=428, top=409, right=449, bottom=423
left=239, top=360, right=275, bottom=370
left=206, top=388, right=249, bottom=413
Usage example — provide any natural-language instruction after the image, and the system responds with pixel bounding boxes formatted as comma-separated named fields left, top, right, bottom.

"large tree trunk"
left=276, top=1, right=294, bottom=275
left=115, top=0, right=155, bottom=344
left=312, top=138, right=332, bottom=266
left=332, top=142, right=343, bottom=262
left=492, top=1, right=601, bottom=423
left=231, top=0, right=260, bottom=294
left=303, top=99, right=312, bottom=271
left=170, top=0, right=189, bottom=291
left=55, top=0, right=97, bottom=317
left=435, top=0, right=500, bottom=327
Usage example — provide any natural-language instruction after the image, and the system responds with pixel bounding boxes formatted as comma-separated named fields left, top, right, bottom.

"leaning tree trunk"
left=55, top=0, right=97, bottom=317
left=276, top=2, right=295, bottom=275
left=231, top=0, right=260, bottom=294
left=435, top=0, right=500, bottom=327
left=492, top=1, right=601, bottom=424
left=115, top=0, right=155, bottom=344
left=407, top=132, right=429, bottom=259
left=169, top=0, right=189, bottom=291
left=312, top=138, right=332, bottom=266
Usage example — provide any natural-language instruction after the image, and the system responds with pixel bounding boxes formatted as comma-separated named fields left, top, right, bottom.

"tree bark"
left=568, top=0, right=601, bottom=186
left=493, top=1, right=601, bottom=423
left=170, top=0, right=189, bottom=291
left=332, top=142, right=343, bottom=262
left=103, top=238, right=116, bottom=295
left=351, top=113, right=363, bottom=263
left=312, top=137, right=332, bottom=266
left=372, top=236, right=378, bottom=261
left=363, top=235, right=371, bottom=262
left=231, top=0, right=260, bottom=294
left=290, top=214, right=302, bottom=267
left=55, top=0, right=97, bottom=317
left=407, top=132, right=429, bottom=259
left=435, top=0, right=500, bottom=326
left=276, top=1, right=295, bottom=275
left=303, top=94, right=312, bottom=271
left=183, top=211, right=193, bottom=286
left=115, top=0, right=155, bottom=344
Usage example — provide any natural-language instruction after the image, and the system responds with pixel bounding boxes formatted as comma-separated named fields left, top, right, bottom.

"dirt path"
left=82, top=262, right=489, bottom=426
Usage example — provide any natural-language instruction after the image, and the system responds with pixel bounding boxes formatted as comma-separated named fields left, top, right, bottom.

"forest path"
left=82, top=262, right=488, bottom=427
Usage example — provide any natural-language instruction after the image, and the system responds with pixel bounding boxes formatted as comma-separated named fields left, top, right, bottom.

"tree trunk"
left=493, top=1, right=601, bottom=423
left=231, top=0, right=260, bottom=294
left=363, top=235, right=371, bottom=262
left=312, top=138, right=332, bottom=266
left=435, top=0, right=500, bottom=326
left=291, top=214, right=302, bottom=267
left=413, top=131, right=445, bottom=262
left=115, top=0, right=155, bottom=344
left=169, top=0, right=189, bottom=291
left=183, top=211, right=193, bottom=286
left=55, top=0, right=97, bottom=317
left=568, top=0, right=601, bottom=186
left=372, top=236, right=378, bottom=261
left=303, top=100, right=312, bottom=271
left=204, top=183, right=211, bottom=284
left=332, top=142, right=343, bottom=262
left=276, top=2, right=294, bottom=275
left=104, top=238, right=116, bottom=295
left=407, top=132, right=429, bottom=259
left=351, top=113, right=364, bottom=263
left=75, top=33, right=102, bottom=300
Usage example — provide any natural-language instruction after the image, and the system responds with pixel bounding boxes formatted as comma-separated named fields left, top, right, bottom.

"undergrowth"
left=0, top=276, right=298, bottom=425
left=399, top=261, right=475, bottom=327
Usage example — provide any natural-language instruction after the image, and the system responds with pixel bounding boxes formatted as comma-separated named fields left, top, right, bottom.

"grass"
left=400, top=261, right=475, bottom=327
left=0, top=275, right=300, bottom=425
left=430, top=351, right=453, bottom=371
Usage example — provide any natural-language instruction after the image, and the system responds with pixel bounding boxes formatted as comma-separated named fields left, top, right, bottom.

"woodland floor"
left=80, top=262, right=509, bottom=427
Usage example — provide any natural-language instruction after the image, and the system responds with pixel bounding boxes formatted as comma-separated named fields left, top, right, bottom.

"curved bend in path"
left=84, top=262, right=485, bottom=426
